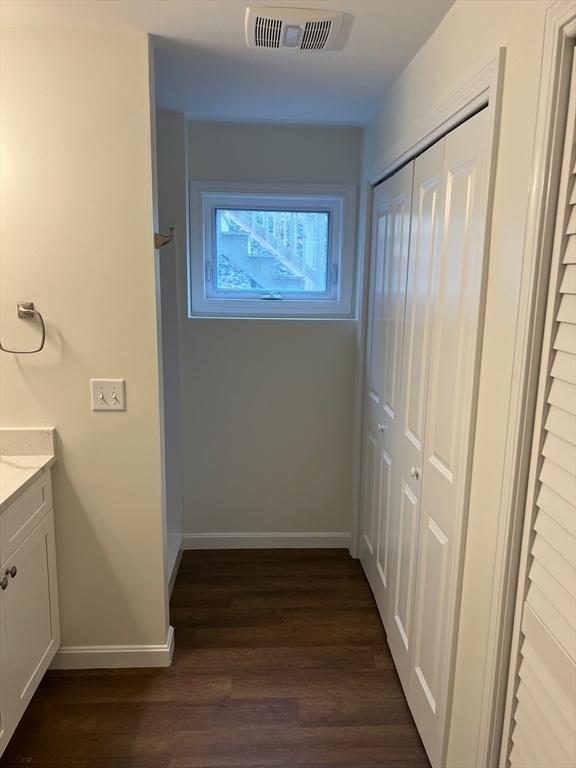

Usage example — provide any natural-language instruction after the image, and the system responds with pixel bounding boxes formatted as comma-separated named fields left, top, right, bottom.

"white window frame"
left=189, top=181, right=356, bottom=318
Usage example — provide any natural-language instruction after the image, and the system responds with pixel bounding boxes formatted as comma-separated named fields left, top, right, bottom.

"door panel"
left=367, top=209, right=388, bottom=404
left=361, top=189, right=390, bottom=576
left=387, top=139, right=445, bottom=683
left=392, top=479, right=419, bottom=649
left=375, top=450, right=392, bottom=591
left=425, top=161, right=479, bottom=502
left=408, top=108, right=490, bottom=766
left=402, top=167, right=444, bottom=450
left=379, top=182, right=412, bottom=425
left=362, top=431, right=378, bottom=556
left=360, top=164, right=413, bottom=626
left=412, top=516, right=449, bottom=714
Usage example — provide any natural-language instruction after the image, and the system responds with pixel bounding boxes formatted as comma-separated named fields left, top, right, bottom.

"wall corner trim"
left=50, top=626, right=175, bottom=670
left=181, top=532, right=350, bottom=549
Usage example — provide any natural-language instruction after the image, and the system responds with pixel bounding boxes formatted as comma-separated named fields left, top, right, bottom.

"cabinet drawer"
left=0, top=471, right=53, bottom=566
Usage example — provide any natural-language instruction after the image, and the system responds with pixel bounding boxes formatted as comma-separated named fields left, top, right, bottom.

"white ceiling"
left=1, top=0, right=454, bottom=125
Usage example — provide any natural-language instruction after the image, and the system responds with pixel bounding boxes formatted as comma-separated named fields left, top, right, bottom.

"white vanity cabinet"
left=0, top=468, right=60, bottom=756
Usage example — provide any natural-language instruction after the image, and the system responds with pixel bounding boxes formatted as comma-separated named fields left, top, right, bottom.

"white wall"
left=156, top=110, right=186, bottom=579
left=363, top=1, right=552, bottom=764
left=183, top=122, right=362, bottom=540
left=0, top=28, right=168, bottom=649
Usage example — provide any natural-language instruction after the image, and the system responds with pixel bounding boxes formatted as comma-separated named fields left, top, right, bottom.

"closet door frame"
left=352, top=47, right=506, bottom=768
left=499, top=7, right=576, bottom=766
left=501, top=46, right=576, bottom=768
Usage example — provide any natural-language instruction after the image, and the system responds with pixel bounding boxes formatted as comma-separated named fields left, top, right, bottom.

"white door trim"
left=350, top=47, right=506, bottom=765
left=491, top=3, right=576, bottom=766
left=365, top=49, right=505, bottom=186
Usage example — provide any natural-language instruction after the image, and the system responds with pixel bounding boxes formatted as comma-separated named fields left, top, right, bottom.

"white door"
left=503, top=49, right=576, bottom=768
left=407, top=108, right=490, bottom=766
left=387, top=138, right=446, bottom=686
left=361, top=163, right=413, bottom=628
left=1, top=511, right=60, bottom=741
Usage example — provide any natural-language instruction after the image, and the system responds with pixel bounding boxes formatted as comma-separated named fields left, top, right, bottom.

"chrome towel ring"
left=0, top=303, right=46, bottom=354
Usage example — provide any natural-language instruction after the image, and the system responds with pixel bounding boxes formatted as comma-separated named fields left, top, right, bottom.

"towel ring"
left=0, top=303, right=46, bottom=354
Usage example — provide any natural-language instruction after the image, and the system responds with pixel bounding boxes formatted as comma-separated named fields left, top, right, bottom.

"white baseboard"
left=50, top=625, right=174, bottom=670
left=181, top=532, right=350, bottom=549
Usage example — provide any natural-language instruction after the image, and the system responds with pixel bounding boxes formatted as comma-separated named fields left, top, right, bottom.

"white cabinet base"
left=0, top=474, right=59, bottom=756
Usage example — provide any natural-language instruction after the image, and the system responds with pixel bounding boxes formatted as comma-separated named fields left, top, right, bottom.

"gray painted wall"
left=183, top=121, right=363, bottom=537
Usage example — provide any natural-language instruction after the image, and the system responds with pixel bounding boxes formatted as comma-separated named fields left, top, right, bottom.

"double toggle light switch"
left=90, top=379, right=126, bottom=411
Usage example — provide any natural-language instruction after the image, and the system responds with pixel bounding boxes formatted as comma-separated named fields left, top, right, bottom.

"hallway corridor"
left=1, top=550, right=430, bottom=767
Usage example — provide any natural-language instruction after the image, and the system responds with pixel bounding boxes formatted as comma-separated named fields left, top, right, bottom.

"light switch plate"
left=90, top=379, right=126, bottom=411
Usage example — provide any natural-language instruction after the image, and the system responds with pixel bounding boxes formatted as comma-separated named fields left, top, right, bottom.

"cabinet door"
left=408, top=107, right=490, bottom=766
left=361, top=163, right=413, bottom=627
left=387, top=139, right=445, bottom=686
left=0, top=510, right=60, bottom=744
left=0, top=601, right=7, bottom=754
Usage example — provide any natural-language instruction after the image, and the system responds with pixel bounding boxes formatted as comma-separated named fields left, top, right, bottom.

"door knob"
left=410, top=466, right=420, bottom=479
left=0, top=576, right=8, bottom=591
left=5, top=566, right=17, bottom=578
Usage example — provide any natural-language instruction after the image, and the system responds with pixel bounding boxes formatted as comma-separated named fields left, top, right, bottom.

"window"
left=189, top=182, right=356, bottom=317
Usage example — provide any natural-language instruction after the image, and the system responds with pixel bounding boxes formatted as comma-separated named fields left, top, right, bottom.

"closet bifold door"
left=504, top=50, right=576, bottom=768
left=407, top=107, right=491, bottom=767
left=360, top=163, right=413, bottom=628
left=386, top=138, right=446, bottom=688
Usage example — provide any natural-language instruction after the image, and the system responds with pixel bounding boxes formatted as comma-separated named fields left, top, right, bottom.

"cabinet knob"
left=377, top=423, right=385, bottom=433
left=5, top=566, right=17, bottom=578
left=0, top=576, right=8, bottom=591
left=410, top=466, right=420, bottom=480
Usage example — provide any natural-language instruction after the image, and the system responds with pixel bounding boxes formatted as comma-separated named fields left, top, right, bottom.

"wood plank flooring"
left=0, top=549, right=430, bottom=768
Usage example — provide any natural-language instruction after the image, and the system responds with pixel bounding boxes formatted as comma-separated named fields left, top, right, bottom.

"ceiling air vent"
left=254, top=16, right=282, bottom=48
left=301, top=20, right=332, bottom=51
left=245, top=6, right=343, bottom=51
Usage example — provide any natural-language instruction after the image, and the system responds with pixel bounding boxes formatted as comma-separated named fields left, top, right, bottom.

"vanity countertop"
left=0, top=429, right=56, bottom=512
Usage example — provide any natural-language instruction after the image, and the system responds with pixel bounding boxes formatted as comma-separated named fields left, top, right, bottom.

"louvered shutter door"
left=508, top=49, right=576, bottom=768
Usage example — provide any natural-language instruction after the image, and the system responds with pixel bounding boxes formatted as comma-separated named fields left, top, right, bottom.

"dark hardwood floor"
left=1, top=549, right=430, bottom=768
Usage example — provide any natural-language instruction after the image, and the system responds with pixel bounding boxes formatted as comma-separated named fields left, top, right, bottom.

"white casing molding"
left=182, top=532, right=350, bottom=549
left=50, top=626, right=175, bottom=670
left=365, top=50, right=504, bottom=185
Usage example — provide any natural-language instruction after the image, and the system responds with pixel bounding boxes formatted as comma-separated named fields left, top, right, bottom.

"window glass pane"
left=214, top=209, right=330, bottom=295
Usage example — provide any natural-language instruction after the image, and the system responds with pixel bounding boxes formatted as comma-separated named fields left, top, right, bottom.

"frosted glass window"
left=214, top=209, right=330, bottom=297
left=189, top=182, right=356, bottom=318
